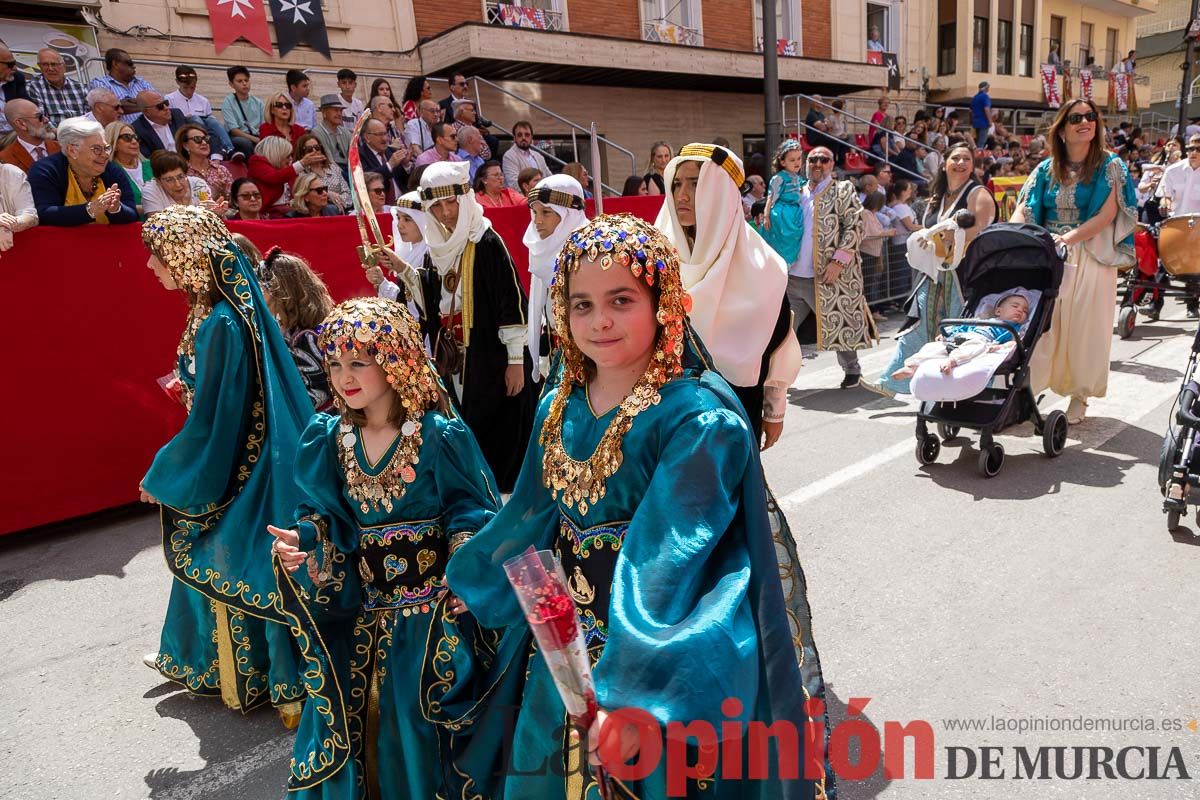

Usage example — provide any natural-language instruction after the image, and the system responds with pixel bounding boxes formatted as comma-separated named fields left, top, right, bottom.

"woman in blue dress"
left=445, top=214, right=828, bottom=800
left=761, top=138, right=806, bottom=265
left=268, top=296, right=502, bottom=799
left=864, top=142, right=996, bottom=397
left=138, top=205, right=314, bottom=724
left=1011, top=99, right=1137, bottom=424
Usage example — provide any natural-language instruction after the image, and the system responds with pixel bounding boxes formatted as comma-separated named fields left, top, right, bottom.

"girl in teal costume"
left=139, top=205, right=314, bottom=723
left=269, top=296, right=502, bottom=799
left=446, top=214, right=830, bottom=800
left=761, top=139, right=806, bottom=265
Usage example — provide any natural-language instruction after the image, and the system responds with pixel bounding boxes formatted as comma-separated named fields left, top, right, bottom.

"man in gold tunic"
left=787, top=145, right=878, bottom=388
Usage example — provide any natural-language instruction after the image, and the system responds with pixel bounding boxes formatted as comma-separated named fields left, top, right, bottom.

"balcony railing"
left=642, top=20, right=702, bottom=47
left=755, top=37, right=801, bottom=56
left=485, top=1, right=566, bottom=32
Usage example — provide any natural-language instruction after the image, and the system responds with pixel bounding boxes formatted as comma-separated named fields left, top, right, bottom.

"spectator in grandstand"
left=286, top=69, right=316, bottom=130
left=1, top=100, right=59, bottom=172
left=621, top=175, right=643, bottom=196
left=641, top=172, right=665, bottom=195
left=131, top=91, right=186, bottom=158
left=229, top=177, right=264, bottom=220
left=311, top=94, right=352, bottom=172
left=645, top=140, right=672, bottom=177
left=293, top=133, right=350, bottom=211
left=359, top=118, right=410, bottom=202
left=403, top=99, right=439, bottom=157
left=0, top=162, right=37, bottom=252
left=449, top=98, right=492, bottom=159
left=869, top=96, right=889, bottom=141
left=561, top=162, right=593, bottom=199
left=335, top=68, right=363, bottom=123
left=83, top=88, right=122, bottom=128
left=364, top=172, right=388, bottom=213
left=971, top=82, right=992, bottom=148
left=413, top=122, right=461, bottom=169
left=399, top=75, right=430, bottom=122
left=742, top=173, right=766, bottom=220
left=142, top=150, right=219, bottom=214
left=176, top=123, right=232, bottom=203
left=474, top=160, right=525, bottom=208
left=165, top=65, right=235, bottom=161
left=260, top=91, right=306, bottom=145
left=502, top=120, right=550, bottom=188
left=285, top=172, right=340, bottom=218
left=369, top=95, right=403, bottom=145
left=455, top=125, right=487, bottom=182
left=221, top=65, right=264, bottom=157
left=248, top=135, right=322, bottom=214
left=29, top=116, right=137, bottom=225
left=87, top=48, right=153, bottom=123
left=27, top=49, right=88, bottom=128
left=368, top=78, right=394, bottom=108
left=517, top=166, right=543, bottom=195
left=439, top=73, right=470, bottom=122
left=857, top=173, right=881, bottom=204
left=106, top=120, right=150, bottom=213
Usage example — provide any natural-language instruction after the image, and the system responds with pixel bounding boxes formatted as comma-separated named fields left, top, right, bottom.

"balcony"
left=755, top=37, right=801, bottom=57
left=485, top=1, right=566, bottom=32
left=642, top=20, right=703, bottom=47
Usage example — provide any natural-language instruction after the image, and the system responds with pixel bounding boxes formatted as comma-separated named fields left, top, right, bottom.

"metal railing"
left=642, top=20, right=702, bottom=47
left=782, top=92, right=927, bottom=183
left=862, top=237, right=919, bottom=308
left=1138, top=15, right=1190, bottom=38
left=484, top=1, right=566, bottom=32
left=470, top=76, right=637, bottom=196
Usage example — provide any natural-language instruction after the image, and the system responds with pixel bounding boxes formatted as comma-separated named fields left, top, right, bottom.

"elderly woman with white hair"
left=28, top=116, right=138, bottom=225
left=247, top=134, right=323, bottom=216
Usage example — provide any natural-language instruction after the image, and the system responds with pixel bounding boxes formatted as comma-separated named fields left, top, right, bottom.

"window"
left=938, top=22, right=956, bottom=75
left=1018, top=23, right=1033, bottom=76
left=867, top=2, right=890, bottom=51
left=996, top=20, right=1012, bottom=75
left=641, top=0, right=701, bottom=44
left=1049, top=15, right=1064, bottom=62
left=1080, top=22, right=1093, bottom=66
left=973, top=17, right=989, bottom=73
left=1106, top=27, right=1119, bottom=70
left=753, top=0, right=801, bottom=52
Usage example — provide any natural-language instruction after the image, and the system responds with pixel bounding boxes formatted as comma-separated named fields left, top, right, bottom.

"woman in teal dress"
left=268, top=296, right=503, bottom=799
left=865, top=143, right=997, bottom=397
left=445, top=214, right=829, bottom=800
left=1011, top=99, right=1137, bottom=424
left=761, top=139, right=806, bottom=265
left=138, top=205, right=315, bottom=723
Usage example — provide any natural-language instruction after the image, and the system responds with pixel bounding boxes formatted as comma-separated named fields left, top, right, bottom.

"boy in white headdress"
left=364, top=191, right=428, bottom=318
left=522, top=173, right=588, bottom=382
left=418, top=161, right=533, bottom=492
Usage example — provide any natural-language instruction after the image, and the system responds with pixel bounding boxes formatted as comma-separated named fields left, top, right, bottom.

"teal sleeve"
left=1016, top=159, right=1049, bottom=226
left=435, top=415, right=502, bottom=551
left=445, top=397, right=559, bottom=629
left=289, top=413, right=358, bottom=555
left=142, top=313, right=249, bottom=510
left=593, top=404, right=760, bottom=729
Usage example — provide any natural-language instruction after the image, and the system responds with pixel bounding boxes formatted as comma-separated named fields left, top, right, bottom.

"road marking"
left=778, top=438, right=915, bottom=510
left=155, top=733, right=290, bottom=799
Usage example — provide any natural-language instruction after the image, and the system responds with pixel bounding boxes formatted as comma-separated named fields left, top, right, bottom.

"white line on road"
left=778, top=438, right=915, bottom=510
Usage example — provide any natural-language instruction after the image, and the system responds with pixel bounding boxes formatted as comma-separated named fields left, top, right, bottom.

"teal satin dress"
left=273, top=411, right=501, bottom=800
left=446, top=369, right=827, bottom=800
left=762, top=171, right=806, bottom=264
left=143, top=244, right=317, bottom=712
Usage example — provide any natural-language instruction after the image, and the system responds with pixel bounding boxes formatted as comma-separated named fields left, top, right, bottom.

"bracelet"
left=84, top=201, right=96, bottom=219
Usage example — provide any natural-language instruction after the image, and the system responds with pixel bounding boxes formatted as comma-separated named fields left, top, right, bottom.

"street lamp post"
left=1178, top=0, right=1200, bottom=140
left=763, top=0, right=780, bottom=162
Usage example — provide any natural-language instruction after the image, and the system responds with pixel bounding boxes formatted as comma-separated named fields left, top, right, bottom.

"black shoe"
left=840, top=373, right=861, bottom=389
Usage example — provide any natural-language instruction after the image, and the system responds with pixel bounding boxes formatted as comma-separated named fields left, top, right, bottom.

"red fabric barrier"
left=1, top=195, right=663, bottom=535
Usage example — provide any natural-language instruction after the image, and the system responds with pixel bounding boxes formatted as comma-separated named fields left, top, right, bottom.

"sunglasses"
left=237, top=191, right=262, bottom=200
left=1187, top=146, right=1200, bottom=153
left=1, top=60, right=17, bottom=68
left=368, top=187, right=386, bottom=195
left=309, top=186, right=328, bottom=194
left=300, top=144, right=323, bottom=154
left=116, top=132, right=138, bottom=143
left=808, top=155, right=832, bottom=164
left=1066, top=111, right=1098, bottom=124
left=151, top=101, right=169, bottom=111
left=273, top=101, right=293, bottom=109
left=186, top=134, right=210, bottom=144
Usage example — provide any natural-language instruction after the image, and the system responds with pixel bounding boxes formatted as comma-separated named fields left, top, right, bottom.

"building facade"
left=1136, top=0, right=1198, bottom=126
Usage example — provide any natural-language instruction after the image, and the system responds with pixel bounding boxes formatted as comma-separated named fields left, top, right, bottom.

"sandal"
left=1066, top=396, right=1087, bottom=425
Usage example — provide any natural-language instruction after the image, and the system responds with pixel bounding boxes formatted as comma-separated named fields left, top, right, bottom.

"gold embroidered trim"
left=678, top=143, right=745, bottom=186
left=338, top=420, right=423, bottom=514
left=527, top=187, right=585, bottom=210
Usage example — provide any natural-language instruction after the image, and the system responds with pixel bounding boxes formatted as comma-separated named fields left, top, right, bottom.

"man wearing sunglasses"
left=789, top=146, right=877, bottom=389
left=131, top=90, right=187, bottom=159
left=87, top=48, right=154, bottom=123
left=1157, top=134, right=1200, bottom=219
left=0, top=44, right=32, bottom=135
left=0, top=99, right=59, bottom=172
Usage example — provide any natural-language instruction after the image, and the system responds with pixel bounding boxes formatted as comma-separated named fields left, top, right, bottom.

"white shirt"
left=166, top=89, right=212, bottom=117
left=150, top=121, right=175, bottom=151
left=403, top=117, right=432, bottom=151
left=293, top=96, right=316, bottom=130
left=1158, top=159, right=1200, bottom=216
left=0, top=96, right=7, bottom=133
left=0, top=163, right=37, bottom=239
left=794, top=177, right=831, bottom=279
left=338, top=94, right=364, bottom=121
left=887, top=202, right=915, bottom=246
left=18, top=137, right=50, bottom=162
left=142, top=176, right=212, bottom=213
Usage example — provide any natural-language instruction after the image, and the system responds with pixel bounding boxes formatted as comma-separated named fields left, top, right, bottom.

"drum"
left=1158, top=214, right=1200, bottom=277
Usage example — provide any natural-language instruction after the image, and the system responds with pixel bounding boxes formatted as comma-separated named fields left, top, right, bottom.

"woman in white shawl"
left=522, top=174, right=588, bottom=382
left=655, top=143, right=802, bottom=449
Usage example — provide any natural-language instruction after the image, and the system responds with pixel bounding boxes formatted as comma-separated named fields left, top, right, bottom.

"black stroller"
left=1158, top=325, right=1200, bottom=531
left=914, top=224, right=1067, bottom=478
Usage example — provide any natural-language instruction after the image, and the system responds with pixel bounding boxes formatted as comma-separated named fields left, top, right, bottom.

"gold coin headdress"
left=141, top=205, right=232, bottom=295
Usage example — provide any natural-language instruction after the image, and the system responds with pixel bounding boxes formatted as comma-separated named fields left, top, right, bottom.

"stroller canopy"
left=956, top=223, right=1065, bottom=307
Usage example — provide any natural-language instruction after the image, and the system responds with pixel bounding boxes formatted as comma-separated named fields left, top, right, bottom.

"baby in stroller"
left=892, top=294, right=1029, bottom=379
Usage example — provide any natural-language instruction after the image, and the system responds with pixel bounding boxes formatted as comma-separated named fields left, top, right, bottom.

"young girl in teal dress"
left=761, top=138, right=806, bottom=265
left=268, top=296, right=502, bottom=799
left=139, top=206, right=314, bottom=725
left=445, top=214, right=829, bottom=800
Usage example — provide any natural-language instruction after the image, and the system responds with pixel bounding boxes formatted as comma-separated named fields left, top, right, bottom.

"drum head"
left=1160, top=214, right=1200, bottom=276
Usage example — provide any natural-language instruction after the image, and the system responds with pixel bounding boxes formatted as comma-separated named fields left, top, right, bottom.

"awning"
left=419, top=23, right=887, bottom=95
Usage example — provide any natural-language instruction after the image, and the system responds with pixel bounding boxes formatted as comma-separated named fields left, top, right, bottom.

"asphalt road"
left=2, top=305, right=1199, bottom=799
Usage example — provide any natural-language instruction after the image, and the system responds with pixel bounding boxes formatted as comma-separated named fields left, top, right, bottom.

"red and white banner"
left=1079, top=68, right=1094, bottom=101
left=1110, top=72, right=1127, bottom=113
left=207, top=0, right=272, bottom=55
left=497, top=3, right=549, bottom=30
left=1040, top=64, right=1061, bottom=108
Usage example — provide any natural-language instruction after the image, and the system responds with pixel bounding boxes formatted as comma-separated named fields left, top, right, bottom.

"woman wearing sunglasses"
left=292, top=133, right=351, bottom=212
left=105, top=120, right=152, bottom=216
left=259, top=91, right=307, bottom=144
left=176, top=123, right=232, bottom=203
left=284, top=172, right=340, bottom=218
left=1011, top=99, right=1137, bottom=425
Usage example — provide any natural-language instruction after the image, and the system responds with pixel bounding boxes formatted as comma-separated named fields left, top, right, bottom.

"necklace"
left=70, top=167, right=98, bottom=196
left=339, top=419, right=422, bottom=514
left=938, top=180, right=971, bottom=222
left=541, top=367, right=664, bottom=515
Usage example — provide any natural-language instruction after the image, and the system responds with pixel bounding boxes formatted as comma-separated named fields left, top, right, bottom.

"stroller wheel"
left=1117, top=306, right=1136, bottom=340
left=1167, top=508, right=1183, bottom=532
left=1042, top=410, right=1068, bottom=458
left=937, top=423, right=961, bottom=442
left=916, top=434, right=941, bottom=465
left=978, top=443, right=1005, bottom=478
